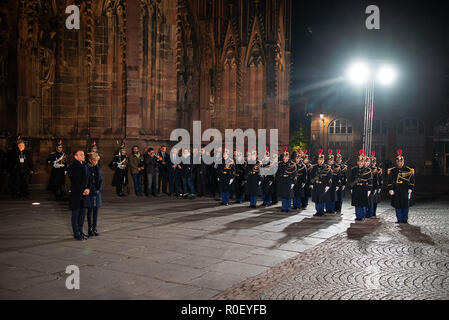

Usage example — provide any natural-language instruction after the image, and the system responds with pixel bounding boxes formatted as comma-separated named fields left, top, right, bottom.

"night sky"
left=290, top=0, right=449, bottom=114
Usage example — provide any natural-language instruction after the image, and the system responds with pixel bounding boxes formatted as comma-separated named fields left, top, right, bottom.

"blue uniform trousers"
left=395, top=208, right=409, bottom=222
left=315, top=203, right=325, bottom=215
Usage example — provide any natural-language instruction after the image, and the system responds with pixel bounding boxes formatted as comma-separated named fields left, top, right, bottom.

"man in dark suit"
left=158, top=145, right=169, bottom=195
left=68, top=149, right=90, bottom=240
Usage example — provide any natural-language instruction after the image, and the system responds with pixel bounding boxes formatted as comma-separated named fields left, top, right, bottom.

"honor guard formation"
left=1, top=136, right=415, bottom=241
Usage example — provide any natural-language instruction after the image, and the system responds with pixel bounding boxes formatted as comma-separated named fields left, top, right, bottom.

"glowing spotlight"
left=32, top=202, right=40, bottom=206
left=377, top=65, right=397, bottom=86
left=347, top=61, right=371, bottom=86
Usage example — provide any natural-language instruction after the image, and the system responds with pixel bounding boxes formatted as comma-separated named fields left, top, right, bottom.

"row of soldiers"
left=9, top=136, right=415, bottom=223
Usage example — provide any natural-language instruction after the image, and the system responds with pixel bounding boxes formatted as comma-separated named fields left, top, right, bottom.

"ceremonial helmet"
left=56, top=138, right=64, bottom=148
left=303, top=149, right=309, bottom=159
left=283, top=146, right=289, bottom=157
left=318, top=148, right=324, bottom=160
left=336, top=149, right=342, bottom=161
left=371, top=151, right=377, bottom=162
left=396, top=149, right=404, bottom=162
left=251, top=145, right=257, bottom=157
left=16, top=133, right=24, bottom=145
left=357, top=150, right=365, bottom=162
left=328, top=149, right=334, bottom=161
left=236, top=147, right=243, bottom=158
left=119, top=140, right=126, bottom=151
left=265, top=146, right=270, bottom=156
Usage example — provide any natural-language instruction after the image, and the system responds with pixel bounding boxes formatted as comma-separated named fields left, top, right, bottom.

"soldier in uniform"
left=47, top=139, right=67, bottom=200
left=310, top=149, right=332, bottom=216
left=8, top=135, right=34, bottom=199
left=335, top=149, right=348, bottom=214
left=386, top=150, right=415, bottom=223
left=233, top=148, right=246, bottom=203
left=292, top=149, right=307, bottom=210
left=270, top=152, right=279, bottom=205
left=245, top=148, right=262, bottom=208
left=349, top=150, right=373, bottom=221
left=196, top=148, right=208, bottom=197
left=217, top=148, right=235, bottom=205
left=276, top=147, right=297, bottom=212
left=261, top=147, right=275, bottom=206
left=367, top=152, right=382, bottom=218
left=109, top=141, right=129, bottom=196
left=301, top=149, right=312, bottom=209
left=325, top=149, right=339, bottom=214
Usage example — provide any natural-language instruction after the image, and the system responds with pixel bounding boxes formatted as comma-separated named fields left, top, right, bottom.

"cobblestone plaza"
left=0, top=191, right=448, bottom=300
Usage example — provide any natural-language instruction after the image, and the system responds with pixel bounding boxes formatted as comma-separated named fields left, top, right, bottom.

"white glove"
left=269, top=181, right=273, bottom=186
left=229, top=179, right=234, bottom=185
left=325, top=186, right=329, bottom=192
left=378, top=188, right=381, bottom=194
left=350, top=189, right=352, bottom=194
left=342, top=186, right=345, bottom=190
left=368, top=191, right=371, bottom=197
left=310, top=185, right=313, bottom=189
left=217, top=178, right=220, bottom=182
left=291, top=184, right=295, bottom=189
left=373, top=189, right=377, bottom=194
left=408, top=189, right=412, bottom=194
left=301, top=183, right=305, bottom=188
left=335, top=186, right=339, bottom=191
left=258, top=181, right=262, bottom=185
left=389, top=190, right=394, bottom=196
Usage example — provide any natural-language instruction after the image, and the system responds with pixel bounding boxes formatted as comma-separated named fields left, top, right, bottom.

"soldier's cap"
left=57, top=138, right=64, bottom=147
left=119, top=140, right=126, bottom=151
left=328, top=149, right=334, bottom=160
left=318, top=148, right=324, bottom=160
left=371, top=151, right=377, bottom=161
left=91, top=140, right=97, bottom=147
left=357, top=150, right=365, bottom=162
left=336, top=149, right=342, bottom=159
left=283, top=146, right=289, bottom=157
left=303, top=149, right=308, bottom=158
left=396, top=149, right=404, bottom=161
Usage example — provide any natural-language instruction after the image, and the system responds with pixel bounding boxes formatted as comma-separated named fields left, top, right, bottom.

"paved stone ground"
left=213, top=199, right=449, bottom=300
left=0, top=180, right=448, bottom=300
left=0, top=190, right=391, bottom=300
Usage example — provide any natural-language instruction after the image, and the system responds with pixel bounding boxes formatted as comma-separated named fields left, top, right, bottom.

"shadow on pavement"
left=346, top=217, right=382, bottom=241
left=270, top=214, right=343, bottom=248
left=399, top=224, right=435, bottom=245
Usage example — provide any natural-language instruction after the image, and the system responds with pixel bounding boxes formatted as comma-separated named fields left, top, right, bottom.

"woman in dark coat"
left=86, top=152, right=103, bottom=237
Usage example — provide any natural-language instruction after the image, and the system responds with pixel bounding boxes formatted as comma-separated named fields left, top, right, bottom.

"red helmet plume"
left=397, top=149, right=402, bottom=156
left=337, top=149, right=341, bottom=154
left=328, top=149, right=332, bottom=155
left=372, top=151, right=375, bottom=157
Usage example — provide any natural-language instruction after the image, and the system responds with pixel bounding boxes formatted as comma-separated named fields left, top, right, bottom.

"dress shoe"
left=79, top=233, right=88, bottom=240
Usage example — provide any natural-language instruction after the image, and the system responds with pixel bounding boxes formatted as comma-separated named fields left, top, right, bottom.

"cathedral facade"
left=0, top=0, right=292, bottom=185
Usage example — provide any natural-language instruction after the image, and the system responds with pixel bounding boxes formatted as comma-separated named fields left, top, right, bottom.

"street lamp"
left=346, top=60, right=397, bottom=155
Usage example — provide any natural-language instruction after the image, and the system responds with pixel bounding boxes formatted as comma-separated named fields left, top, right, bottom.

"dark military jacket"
left=293, top=161, right=307, bottom=198
left=109, top=153, right=129, bottom=186
left=276, top=160, right=297, bottom=199
left=387, top=166, right=415, bottom=209
left=217, top=157, right=235, bottom=193
left=244, top=161, right=262, bottom=196
left=336, top=163, right=348, bottom=201
left=349, top=166, right=373, bottom=207
left=310, top=163, right=333, bottom=203
left=47, top=151, right=67, bottom=190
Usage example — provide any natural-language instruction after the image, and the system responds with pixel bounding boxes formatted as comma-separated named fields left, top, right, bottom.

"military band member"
left=109, top=141, right=129, bottom=197
left=335, top=149, right=347, bottom=214
left=325, top=149, right=339, bottom=214
left=310, top=149, right=332, bottom=216
left=8, top=135, right=34, bottom=199
left=301, top=149, right=312, bottom=209
left=47, top=139, right=67, bottom=200
left=276, top=147, right=297, bottom=212
left=368, top=152, right=382, bottom=217
left=292, top=149, right=307, bottom=210
left=350, top=150, right=373, bottom=221
left=233, top=148, right=246, bottom=203
left=387, top=150, right=415, bottom=223
left=261, top=147, right=274, bottom=206
left=245, top=149, right=262, bottom=208
left=217, top=148, right=235, bottom=205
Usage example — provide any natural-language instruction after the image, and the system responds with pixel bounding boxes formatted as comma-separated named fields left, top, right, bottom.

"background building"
left=0, top=0, right=292, bottom=185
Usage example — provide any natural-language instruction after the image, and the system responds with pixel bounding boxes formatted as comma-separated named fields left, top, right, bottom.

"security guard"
left=335, top=149, right=347, bottom=214
left=47, top=139, right=67, bottom=200
left=349, top=150, right=373, bottom=221
left=310, top=149, right=332, bottom=216
left=387, top=150, right=415, bottom=223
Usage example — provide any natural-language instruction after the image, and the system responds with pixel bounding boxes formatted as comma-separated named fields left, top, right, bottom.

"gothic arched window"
left=328, top=119, right=353, bottom=135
